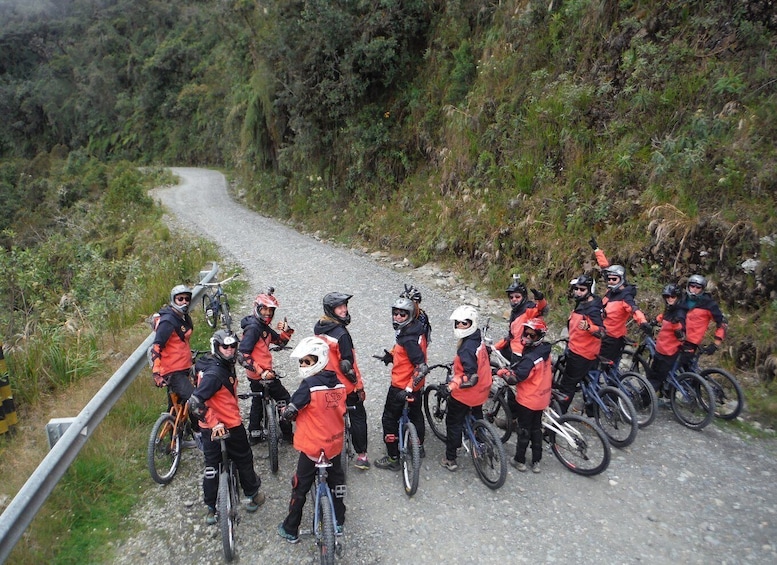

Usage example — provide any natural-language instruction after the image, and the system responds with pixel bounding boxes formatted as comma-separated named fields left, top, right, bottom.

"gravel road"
left=111, top=168, right=777, bottom=565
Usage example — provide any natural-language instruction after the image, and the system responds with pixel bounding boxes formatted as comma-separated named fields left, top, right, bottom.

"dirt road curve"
left=111, top=168, right=777, bottom=565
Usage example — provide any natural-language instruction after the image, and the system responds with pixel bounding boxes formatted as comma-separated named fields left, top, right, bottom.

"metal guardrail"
left=0, top=263, right=220, bottom=563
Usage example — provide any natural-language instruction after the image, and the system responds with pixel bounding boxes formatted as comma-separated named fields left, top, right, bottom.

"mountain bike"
left=212, top=427, right=241, bottom=562
left=239, top=382, right=285, bottom=474
left=300, top=450, right=345, bottom=565
left=423, top=364, right=507, bottom=489
left=627, top=338, right=744, bottom=420
left=596, top=357, right=657, bottom=428
left=200, top=272, right=239, bottom=331
left=552, top=347, right=639, bottom=448
left=625, top=336, right=717, bottom=430
left=147, top=390, right=194, bottom=484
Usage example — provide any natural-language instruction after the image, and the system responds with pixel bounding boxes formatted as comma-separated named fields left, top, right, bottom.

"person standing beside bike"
left=679, top=274, right=727, bottom=369
left=238, top=290, right=295, bottom=444
left=278, top=337, right=347, bottom=543
left=589, top=238, right=652, bottom=362
left=556, top=274, right=605, bottom=413
left=646, top=284, right=688, bottom=393
left=494, top=276, right=547, bottom=363
left=400, top=284, right=432, bottom=344
left=149, top=284, right=201, bottom=447
left=188, top=330, right=265, bottom=525
left=497, top=319, right=552, bottom=474
left=374, top=297, right=429, bottom=471
left=438, top=305, right=492, bottom=472
left=315, top=292, right=371, bottom=470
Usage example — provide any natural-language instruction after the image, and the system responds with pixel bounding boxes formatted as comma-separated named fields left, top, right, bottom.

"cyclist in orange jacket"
left=589, top=238, right=651, bottom=362
left=556, top=274, right=604, bottom=413
left=277, top=337, right=347, bottom=544
left=439, top=305, right=493, bottom=472
left=679, top=274, right=727, bottom=369
left=495, top=276, right=547, bottom=363
left=238, top=289, right=295, bottom=444
left=374, top=297, right=429, bottom=471
left=188, top=330, right=264, bottom=525
left=314, top=292, right=370, bottom=470
left=647, top=284, right=688, bottom=392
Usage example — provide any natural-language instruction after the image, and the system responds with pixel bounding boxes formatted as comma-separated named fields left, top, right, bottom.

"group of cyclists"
left=149, top=237, right=729, bottom=545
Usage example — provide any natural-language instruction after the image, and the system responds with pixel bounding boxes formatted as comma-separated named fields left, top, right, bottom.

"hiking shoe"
left=205, top=507, right=217, bottom=525
left=374, top=455, right=400, bottom=471
left=511, top=459, right=528, bottom=472
left=335, top=524, right=344, bottom=536
left=440, top=458, right=458, bottom=472
left=249, top=430, right=266, bottom=445
left=193, top=431, right=203, bottom=451
left=531, top=462, right=541, bottom=474
left=182, top=438, right=198, bottom=449
left=277, top=523, right=299, bottom=544
left=419, top=445, right=426, bottom=459
left=354, top=455, right=371, bottom=470
left=246, top=491, right=266, bottom=512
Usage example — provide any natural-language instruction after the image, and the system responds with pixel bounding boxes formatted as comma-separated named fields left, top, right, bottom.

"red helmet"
left=253, top=288, right=279, bottom=323
left=522, top=318, right=548, bottom=339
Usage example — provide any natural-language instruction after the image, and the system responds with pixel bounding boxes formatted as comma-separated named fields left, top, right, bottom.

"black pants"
left=380, top=386, right=425, bottom=459
left=599, top=335, right=626, bottom=364
left=282, top=451, right=346, bottom=535
left=167, top=370, right=200, bottom=433
left=556, top=351, right=597, bottom=413
left=509, top=401, right=543, bottom=464
left=248, top=377, right=293, bottom=438
left=649, top=351, right=679, bottom=391
left=202, top=425, right=260, bottom=510
left=346, top=391, right=368, bottom=454
left=444, top=396, right=482, bottom=461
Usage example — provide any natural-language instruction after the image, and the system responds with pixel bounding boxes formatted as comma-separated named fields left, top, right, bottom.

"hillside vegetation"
left=1, top=2, right=776, bottom=373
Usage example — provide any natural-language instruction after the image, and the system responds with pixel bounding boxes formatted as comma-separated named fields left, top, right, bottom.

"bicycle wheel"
left=147, top=413, right=181, bottom=484
left=483, top=388, right=512, bottom=444
left=470, top=420, right=507, bottom=490
left=400, top=421, right=421, bottom=497
left=422, top=385, right=447, bottom=442
left=670, top=372, right=715, bottom=430
left=593, top=385, right=638, bottom=448
left=699, top=367, right=744, bottom=420
left=550, top=414, right=611, bottom=476
left=317, top=492, right=336, bottom=565
left=218, top=467, right=237, bottom=562
left=267, top=401, right=280, bottom=474
left=202, top=293, right=217, bottom=328
left=220, top=296, right=233, bottom=331
left=618, top=371, right=657, bottom=428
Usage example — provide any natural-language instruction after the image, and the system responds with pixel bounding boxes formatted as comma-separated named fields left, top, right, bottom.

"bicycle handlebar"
left=199, top=273, right=240, bottom=288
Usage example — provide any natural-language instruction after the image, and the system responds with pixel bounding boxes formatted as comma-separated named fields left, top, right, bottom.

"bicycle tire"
left=670, top=372, right=715, bottom=430
left=342, top=416, right=354, bottom=483
left=422, top=385, right=447, bottom=442
left=202, top=293, right=217, bottom=328
left=147, top=413, right=181, bottom=484
left=550, top=414, right=611, bottom=476
left=220, top=296, right=233, bottom=331
left=699, top=367, right=744, bottom=420
left=317, top=492, right=337, bottom=565
left=618, top=371, right=657, bottom=428
left=483, top=387, right=512, bottom=444
left=267, top=400, right=280, bottom=474
left=593, top=385, right=638, bottom=448
left=401, top=421, right=421, bottom=497
left=470, top=420, right=507, bottom=489
left=218, top=467, right=237, bottom=562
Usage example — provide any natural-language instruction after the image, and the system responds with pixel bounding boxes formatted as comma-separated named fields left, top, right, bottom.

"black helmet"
left=323, top=292, right=352, bottom=326
left=400, top=284, right=422, bottom=303
left=661, top=284, right=681, bottom=298
left=210, top=330, right=238, bottom=363
left=572, top=274, right=594, bottom=302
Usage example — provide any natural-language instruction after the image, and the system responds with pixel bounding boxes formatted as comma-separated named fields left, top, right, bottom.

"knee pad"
left=290, top=473, right=299, bottom=489
left=384, top=434, right=397, bottom=444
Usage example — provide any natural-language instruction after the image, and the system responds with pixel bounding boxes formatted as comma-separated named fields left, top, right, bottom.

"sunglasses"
left=688, top=283, right=702, bottom=288
left=574, top=287, right=589, bottom=292
left=523, top=331, right=538, bottom=339
left=607, top=276, right=620, bottom=282
left=454, top=320, right=472, bottom=327
left=299, top=357, right=316, bottom=366
left=508, top=293, right=523, bottom=300
left=220, top=343, right=237, bottom=349
left=175, top=295, right=191, bottom=303
left=392, top=310, right=409, bottom=318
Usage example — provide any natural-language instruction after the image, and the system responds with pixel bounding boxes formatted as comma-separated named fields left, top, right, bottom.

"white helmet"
left=450, top=305, right=478, bottom=339
left=290, top=336, right=330, bottom=378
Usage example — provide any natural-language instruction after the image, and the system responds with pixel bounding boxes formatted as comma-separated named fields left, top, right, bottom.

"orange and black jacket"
left=239, top=315, right=292, bottom=380
left=594, top=249, right=648, bottom=337
left=681, top=293, right=727, bottom=346
left=506, top=297, right=548, bottom=357
left=150, top=306, right=193, bottom=377
left=449, top=329, right=493, bottom=407
left=390, top=320, right=428, bottom=392
left=288, top=369, right=347, bottom=460
left=655, top=302, right=687, bottom=357
left=314, top=318, right=364, bottom=396
left=567, top=297, right=605, bottom=360
left=508, top=341, right=552, bottom=411
left=192, top=355, right=242, bottom=429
